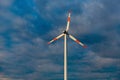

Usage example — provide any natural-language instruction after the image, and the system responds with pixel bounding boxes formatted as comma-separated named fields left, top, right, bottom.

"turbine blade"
left=48, top=33, right=64, bottom=44
left=69, top=35, right=87, bottom=48
left=66, top=12, right=71, bottom=31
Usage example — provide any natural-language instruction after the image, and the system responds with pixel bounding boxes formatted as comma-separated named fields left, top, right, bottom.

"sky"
left=0, top=0, right=120, bottom=80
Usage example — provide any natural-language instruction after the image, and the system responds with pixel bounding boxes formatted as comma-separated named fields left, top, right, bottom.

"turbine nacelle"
left=63, top=30, right=69, bottom=35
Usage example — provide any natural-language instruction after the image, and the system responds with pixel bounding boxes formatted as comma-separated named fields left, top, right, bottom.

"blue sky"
left=0, top=0, right=120, bottom=80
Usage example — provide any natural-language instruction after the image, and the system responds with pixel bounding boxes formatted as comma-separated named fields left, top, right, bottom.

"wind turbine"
left=48, top=11, right=87, bottom=80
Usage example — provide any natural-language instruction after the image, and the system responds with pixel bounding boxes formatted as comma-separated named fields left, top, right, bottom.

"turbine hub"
left=63, top=30, right=69, bottom=35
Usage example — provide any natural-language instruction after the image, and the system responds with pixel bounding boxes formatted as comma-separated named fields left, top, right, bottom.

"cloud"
left=68, top=51, right=120, bottom=80
left=0, top=0, right=14, bottom=7
left=0, top=0, right=120, bottom=80
left=0, top=74, right=14, bottom=80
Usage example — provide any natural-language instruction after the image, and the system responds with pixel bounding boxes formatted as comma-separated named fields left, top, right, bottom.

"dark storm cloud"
left=0, top=0, right=120, bottom=80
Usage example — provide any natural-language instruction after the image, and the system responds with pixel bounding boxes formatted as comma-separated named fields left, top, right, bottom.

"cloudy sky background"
left=0, top=0, right=120, bottom=80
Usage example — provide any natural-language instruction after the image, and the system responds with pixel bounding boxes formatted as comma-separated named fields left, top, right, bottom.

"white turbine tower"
left=48, top=11, right=87, bottom=80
